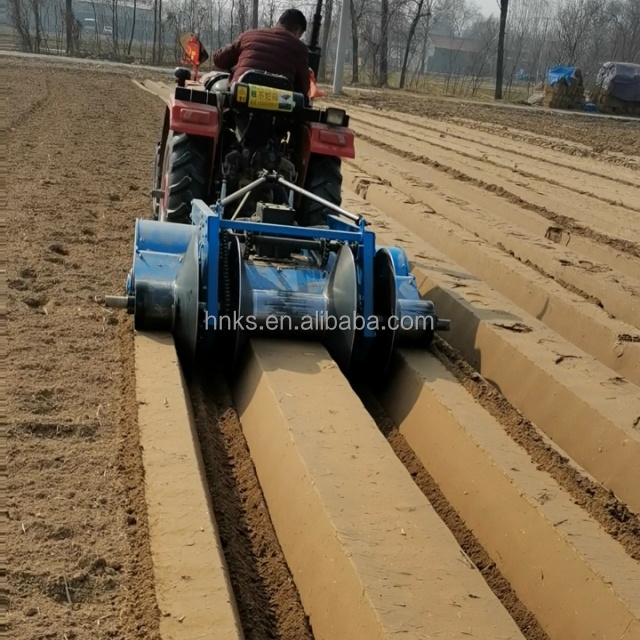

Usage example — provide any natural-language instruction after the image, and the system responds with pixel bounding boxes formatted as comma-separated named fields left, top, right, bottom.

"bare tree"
left=8, top=0, right=33, bottom=50
left=608, top=0, right=640, bottom=61
left=494, top=0, right=508, bottom=98
left=399, top=0, right=430, bottom=88
left=319, top=0, right=333, bottom=81
left=127, top=0, right=138, bottom=55
left=464, top=15, right=498, bottom=95
left=378, top=0, right=389, bottom=85
left=553, top=0, right=603, bottom=66
left=350, top=0, right=371, bottom=84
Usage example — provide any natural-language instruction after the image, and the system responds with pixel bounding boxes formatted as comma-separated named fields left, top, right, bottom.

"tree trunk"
left=494, top=0, right=508, bottom=99
left=378, top=0, right=388, bottom=86
left=319, top=0, right=333, bottom=82
left=157, top=0, right=162, bottom=63
left=127, top=0, right=137, bottom=55
left=252, top=0, right=258, bottom=28
left=350, top=0, right=359, bottom=84
left=152, top=0, right=157, bottom=63
left=33, top=0, right=41, bottom=53
left=65, top=0, right=73, bottom=54
left=399, top=0, right=424, bottom=89
left=112, top=0, right=118, bottom=52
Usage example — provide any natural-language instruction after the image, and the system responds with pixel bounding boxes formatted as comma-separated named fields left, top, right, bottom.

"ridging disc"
left=367, top=248, right=397, bottom=378
left=325, top=244, right=358, bottom=374
left=221, top=235, right=251, bottom=376
left=174, top=233, right=200, bottom=370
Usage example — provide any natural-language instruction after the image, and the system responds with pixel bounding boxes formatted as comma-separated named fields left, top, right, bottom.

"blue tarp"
left=547, top=66, right=578, bottom=86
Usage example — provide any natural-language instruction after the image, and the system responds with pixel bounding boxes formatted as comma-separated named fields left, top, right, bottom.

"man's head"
left=277, top=8, right=307, bottom=38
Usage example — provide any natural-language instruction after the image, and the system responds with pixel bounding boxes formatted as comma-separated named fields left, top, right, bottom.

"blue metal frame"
left=191, top=198, right=378, bottom=341
left=119, top=188, right=448, bottom=373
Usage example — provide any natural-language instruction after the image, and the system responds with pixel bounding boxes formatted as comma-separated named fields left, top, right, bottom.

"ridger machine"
left=106, top=1, right=450, bottom=376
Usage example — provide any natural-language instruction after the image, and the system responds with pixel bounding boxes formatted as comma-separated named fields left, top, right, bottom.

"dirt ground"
left=6, top=55, right=640, bottom=640
left=6, top=61, right=165, bottom=639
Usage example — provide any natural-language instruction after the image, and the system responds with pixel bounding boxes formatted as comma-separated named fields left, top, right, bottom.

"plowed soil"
left=6, top=62, right=164, bottom=639
left=337, top=90, right=640, bottom=160
left=7, top=56, right=640, bottom=640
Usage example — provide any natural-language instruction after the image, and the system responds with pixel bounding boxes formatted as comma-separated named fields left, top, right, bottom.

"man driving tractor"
left=206, top=9, right=311, bottom=97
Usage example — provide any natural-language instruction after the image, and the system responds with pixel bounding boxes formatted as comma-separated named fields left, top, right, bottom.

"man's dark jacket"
left=212, top=25, right=311, bottom=96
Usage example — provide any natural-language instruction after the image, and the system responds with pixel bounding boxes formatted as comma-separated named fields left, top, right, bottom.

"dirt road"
left=7, top=58, right=640, bottom=640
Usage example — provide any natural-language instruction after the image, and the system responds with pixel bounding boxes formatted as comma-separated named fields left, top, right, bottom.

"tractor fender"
left=167, top=93, right=219, bottom=138
left=308, top=122, right=355, bottom=159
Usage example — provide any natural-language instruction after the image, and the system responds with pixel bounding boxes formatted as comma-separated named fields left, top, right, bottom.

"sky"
left=474, top=0, right=499, bottom=17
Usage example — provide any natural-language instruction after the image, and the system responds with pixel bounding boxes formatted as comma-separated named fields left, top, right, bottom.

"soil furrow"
left=188, top=370, right=315, bottom=640
left=354, top=383, right=551, bottom=640
left=449, top=116, right=640, bottom=169
left=354, top=132, right=640, bottom=260
left=346, top=147, right=640, bottom=329
left=344, top=166, right=640, bottom=386
left=353, top=120, right=640, bottom=241
left=430, top=337, right=640, bottom=560
left=350, top=111, right=640, bottom=213
left=342, top=187, right=640, bottom=514
left=350, top=152, right=640, bottom=282
left=346, top=105, right=640, bottom=189
left=333, top=91, right=640, bottom=164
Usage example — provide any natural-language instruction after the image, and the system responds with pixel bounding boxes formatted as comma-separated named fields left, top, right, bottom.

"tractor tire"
left=152, top=141, right=161, bottom=219
left=159, top=132, right=207, bottom=224
left=299, top=154, right=342, bottom=226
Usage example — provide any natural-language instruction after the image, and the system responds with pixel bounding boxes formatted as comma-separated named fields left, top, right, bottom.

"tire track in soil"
left=354, top=131, right=640, bottom=259
left=353, top=382, right=551, bottom=640
left=189, top=369, right=315, bottom=640
left=8, top=69, right=52, bottom=131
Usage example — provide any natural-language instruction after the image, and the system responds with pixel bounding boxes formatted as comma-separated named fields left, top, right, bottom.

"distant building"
left=426, top=35, right=482, bottom=75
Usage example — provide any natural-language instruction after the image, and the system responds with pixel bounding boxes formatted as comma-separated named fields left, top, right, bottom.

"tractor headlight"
left=325, top=107, right=346, bottom=126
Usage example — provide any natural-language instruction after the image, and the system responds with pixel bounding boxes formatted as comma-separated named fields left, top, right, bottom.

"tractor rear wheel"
left=152, top=141, right=161, bottom=219
left=299, top=154, right=342, bottom=226
left=159, top=132, right=207, bottom=224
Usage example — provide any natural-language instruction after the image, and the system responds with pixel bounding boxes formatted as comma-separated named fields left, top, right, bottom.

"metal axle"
left=105, top=295, right=133, bottom=309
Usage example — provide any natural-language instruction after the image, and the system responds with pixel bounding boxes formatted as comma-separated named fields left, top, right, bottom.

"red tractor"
left=151, top=15, right=354, bottom=229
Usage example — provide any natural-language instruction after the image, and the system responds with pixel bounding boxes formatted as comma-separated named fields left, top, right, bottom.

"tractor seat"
left=235, top=70, right=293, bottom=91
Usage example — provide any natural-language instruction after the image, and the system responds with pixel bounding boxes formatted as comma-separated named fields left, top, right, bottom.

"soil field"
left=6, top=57, right=640, bottom=640
left=335, top=89, right=640, bottom=161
